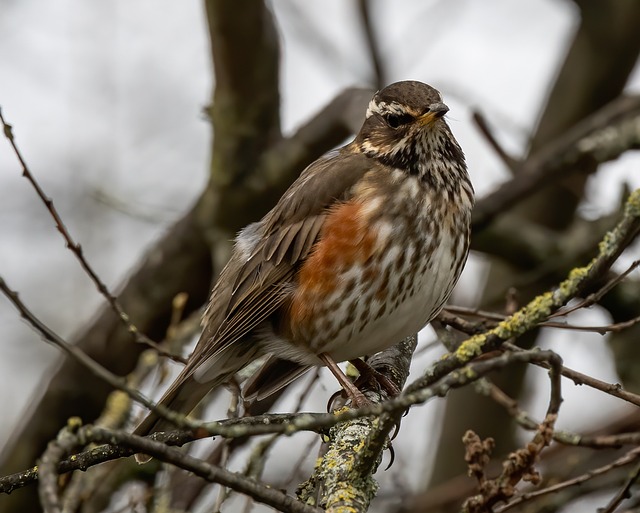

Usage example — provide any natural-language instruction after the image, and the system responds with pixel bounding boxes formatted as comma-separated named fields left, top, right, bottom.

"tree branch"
left=496, top=447, right=640, bottom=513
left=36, top=423, right=320, bottom=513
left=357, top=0, right=385, bottom=88
left=300, top=336, right=417, bottom=512
left=472, top=95, right=640, bottom=232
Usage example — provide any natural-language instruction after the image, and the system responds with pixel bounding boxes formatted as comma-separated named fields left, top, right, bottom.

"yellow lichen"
left=598, top=230, right=617, bottom=256
left=105, top=390, right=130, bottom=411
left=455, top=334, right=486, bottom=363
left=625, top=188, right=640, bottom=218
left=557, top=267, right=589, bottom=297
left=462, top=366, right=478, bottom=380
left=67, top=417, right=83, bottom=430
left=141, top=349, right=159, bottom=367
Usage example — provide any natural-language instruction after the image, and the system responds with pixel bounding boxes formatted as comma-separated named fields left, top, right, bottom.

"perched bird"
left=134, top=80, right=474, bottom=437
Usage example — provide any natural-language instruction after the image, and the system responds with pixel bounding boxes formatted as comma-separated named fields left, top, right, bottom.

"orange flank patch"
left=287, top=201, right=377, bottom=336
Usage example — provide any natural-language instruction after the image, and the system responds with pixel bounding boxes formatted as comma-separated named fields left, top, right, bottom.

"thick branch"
left=205, top=0, right=281, bottom=188
left=472, top=95, right=640, bottom=232
left=300, top=336, right=417, bottom=512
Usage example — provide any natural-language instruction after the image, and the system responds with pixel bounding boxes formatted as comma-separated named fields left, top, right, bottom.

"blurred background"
left=1, top=1, right=640, bottom=511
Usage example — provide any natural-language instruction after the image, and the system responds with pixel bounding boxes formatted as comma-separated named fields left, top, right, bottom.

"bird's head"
left=355, top=81, right=462, bottom=173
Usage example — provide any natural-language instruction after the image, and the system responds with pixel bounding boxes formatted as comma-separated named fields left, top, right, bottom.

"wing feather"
left=264, top=224, right=294, bottom=262
left=189, top=147, right=376, bottom=371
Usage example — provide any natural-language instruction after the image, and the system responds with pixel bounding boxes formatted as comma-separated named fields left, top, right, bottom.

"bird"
left=134, top=80, right=474, bottom=438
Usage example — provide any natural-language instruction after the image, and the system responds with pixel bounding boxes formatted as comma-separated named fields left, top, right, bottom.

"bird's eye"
left=385, top=112, right=413, bottom=129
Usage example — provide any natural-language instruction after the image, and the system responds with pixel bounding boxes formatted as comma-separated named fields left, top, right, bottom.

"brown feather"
left=134, top=147, right=376, bottom=438
left=205, top=148, right=374, bottom=358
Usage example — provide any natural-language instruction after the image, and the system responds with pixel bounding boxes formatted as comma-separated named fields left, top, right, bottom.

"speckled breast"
left=284, top=171, right=471, bottom=365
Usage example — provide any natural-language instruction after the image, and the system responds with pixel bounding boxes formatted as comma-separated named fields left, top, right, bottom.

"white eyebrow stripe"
left=367, top=100, right=415, bottom=119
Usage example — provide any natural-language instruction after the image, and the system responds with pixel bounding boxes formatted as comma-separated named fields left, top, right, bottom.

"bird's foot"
left=326, top=379, right=373, bottom=411
left=349, top=358, right=401, bottom=398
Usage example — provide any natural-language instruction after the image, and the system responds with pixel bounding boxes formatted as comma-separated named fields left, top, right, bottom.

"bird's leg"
left=318, top=353, right=370, bottom=408
left=350, top=358, right=404, bottom=447
left=349, top=358, right=401, bottom=398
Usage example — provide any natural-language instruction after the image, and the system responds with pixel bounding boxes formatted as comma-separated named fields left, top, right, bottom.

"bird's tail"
left=132, top=341, right=260, bottom=462
left=132, top=370, right=218, bottom=439
left=243, top=355, right=311, bottom=401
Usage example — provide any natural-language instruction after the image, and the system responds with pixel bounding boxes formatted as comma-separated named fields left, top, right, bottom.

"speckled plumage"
left=135, top=81, right=474, bottom=436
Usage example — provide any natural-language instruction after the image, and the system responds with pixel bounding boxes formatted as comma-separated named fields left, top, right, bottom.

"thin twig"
left=600, top=462, right=640, bottom=513
left=42, top=425, right=320, bottom=513
left=0, top=108, right=184, bottom=363
left=495, top=447, right=640, bottom=512
left=444, top=305, right=515, bottom=322
left=437, top=311, right=491, bottom=335
left=502, top=342, right=640, bottom=408
left=539, top=314, right=640, bottom=334
left=472, top=111, right=520, bottom=172
left=357, top=0, right=384, bottom=89
left=483, top=381, right=640, bottom=449
left=548, top=259, right=640, bottom=319
left=0, top=276, right=192, bottom=429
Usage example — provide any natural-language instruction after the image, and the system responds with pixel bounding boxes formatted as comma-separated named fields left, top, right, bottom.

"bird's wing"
left=187, top=146, right=375, bottom=375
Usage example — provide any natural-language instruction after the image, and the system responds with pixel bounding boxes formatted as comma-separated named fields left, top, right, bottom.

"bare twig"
left=482, top=381, right=640, bottom=449
left=0, top=108, right=183, bottom=363
left=502, top=341, right=640, bottom=408
left=437, top=311, right=491, bottom=335
left=0, top=276, right=193, bottom=430
left=600, top=462, right=640, bottom=513
left=549, top=259, right=640, bottom=319
left=444, top=305, right=507, bottom=321
left=495, top=447, right=640, bottom=512
left=538, top=314, right=640, bottom=334
left=472, top=111, right=520, bottom=172
left=358, top=0, right=384, bottom=89
left=39, top=424, right=320, bottom=513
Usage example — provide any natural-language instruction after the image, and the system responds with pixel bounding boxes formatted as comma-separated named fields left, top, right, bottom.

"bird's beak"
left=417, top=102, right=449, bottom=126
